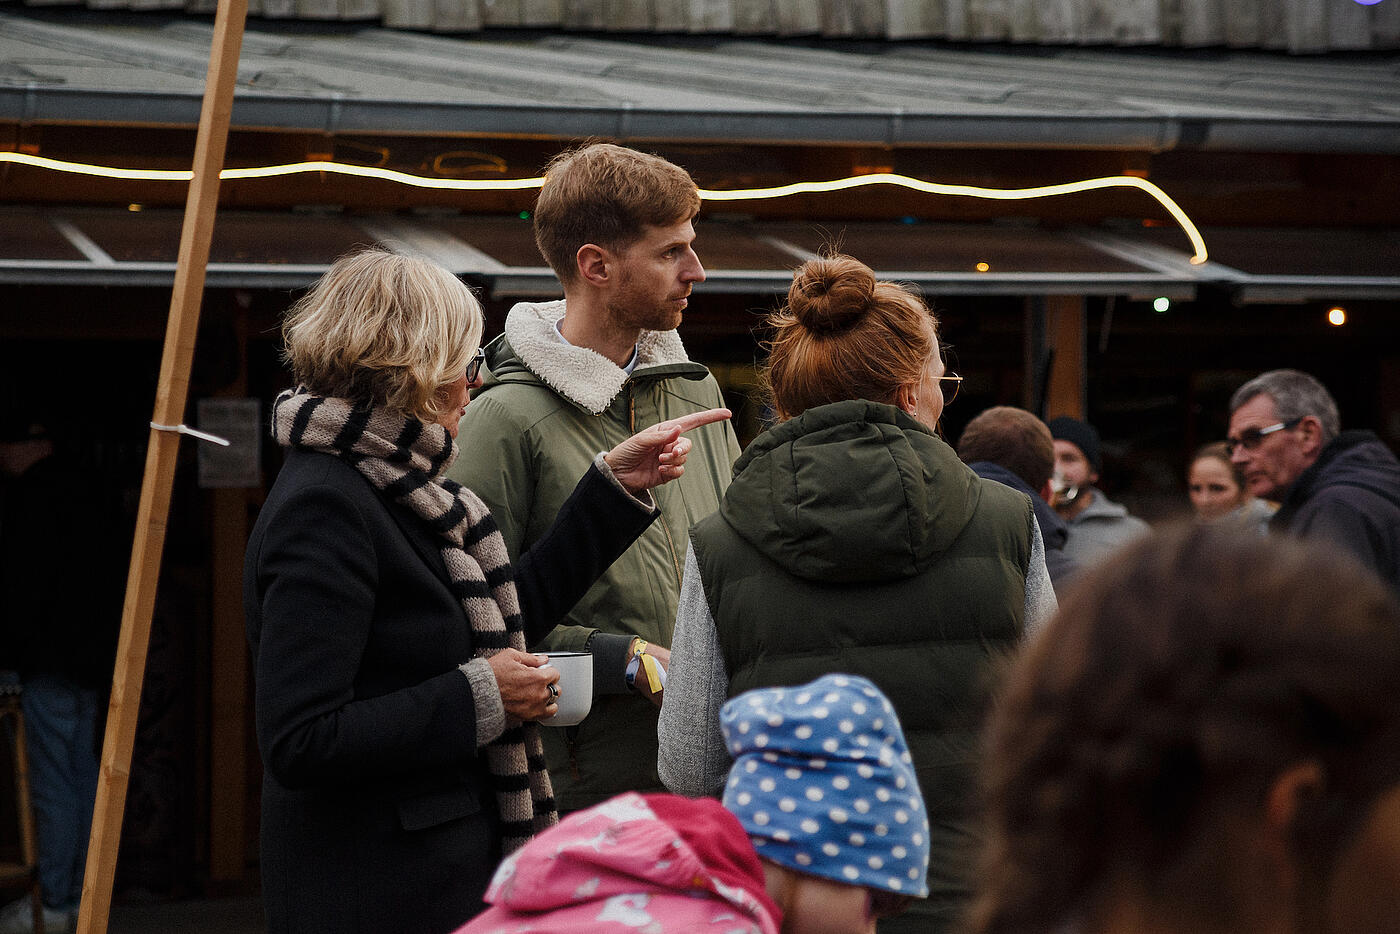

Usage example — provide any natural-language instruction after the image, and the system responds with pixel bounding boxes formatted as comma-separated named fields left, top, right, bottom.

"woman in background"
left=970, top=524, right=1400, bottom=934
left=1188, top=441, right=1275, bottom=533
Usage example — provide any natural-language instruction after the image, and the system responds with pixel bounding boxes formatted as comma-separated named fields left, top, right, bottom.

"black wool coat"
left=244, top=448, right=655, bottom=934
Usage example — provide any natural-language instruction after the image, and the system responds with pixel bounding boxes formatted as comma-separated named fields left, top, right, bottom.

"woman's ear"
left=1266, top=759, right=1326, bottom=835
left=894, top=381, right=919, bottom=417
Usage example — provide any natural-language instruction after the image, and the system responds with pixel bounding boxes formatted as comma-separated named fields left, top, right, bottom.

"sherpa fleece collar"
left=502, top=300, right=694, bottom=415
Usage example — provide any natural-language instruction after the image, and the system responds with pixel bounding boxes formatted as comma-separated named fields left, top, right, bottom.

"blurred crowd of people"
left=4, top=142, right=1399, bottom=934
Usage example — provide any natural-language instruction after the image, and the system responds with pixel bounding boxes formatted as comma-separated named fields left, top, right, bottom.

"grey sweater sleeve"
left=657, top=543, right=732, bottom=798
left=458, top=658, right=505, bottom=749
left=1023, top=515, right=1059, bottom=635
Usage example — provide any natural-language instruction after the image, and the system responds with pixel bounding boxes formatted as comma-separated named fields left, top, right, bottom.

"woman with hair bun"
left=659, top=254, right=1056, bottom=933
left=969, top=524, right=1400, bottom=934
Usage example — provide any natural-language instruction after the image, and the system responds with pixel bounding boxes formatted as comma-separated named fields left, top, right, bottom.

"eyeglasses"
left=1224, top=417, right=1303, bottom=456
left=465, top=348, right=486, bottom=383
left=939, top=372, right=963, bottom=405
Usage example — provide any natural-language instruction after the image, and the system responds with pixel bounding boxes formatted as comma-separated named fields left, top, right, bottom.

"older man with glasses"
left=1228, top=368, right=1400, bottom=591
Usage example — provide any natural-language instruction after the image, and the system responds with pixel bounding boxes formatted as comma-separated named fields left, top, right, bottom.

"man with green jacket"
left=449, top=143, right=741, bottom=812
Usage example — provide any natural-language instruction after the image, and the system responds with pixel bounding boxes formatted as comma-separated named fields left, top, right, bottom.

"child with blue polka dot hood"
left=723, top=673, right=931, bottom=906
left=455, top=674, right=930, bottom=934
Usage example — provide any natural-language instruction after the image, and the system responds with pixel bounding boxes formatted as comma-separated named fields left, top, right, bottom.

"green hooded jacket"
left=689, top=399, right=1032, bottom=934
left=449, top=299, right=741, bottom=810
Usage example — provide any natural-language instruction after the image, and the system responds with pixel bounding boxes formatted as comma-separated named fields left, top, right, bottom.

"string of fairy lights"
left=0, top=151, right=1209, bottom=265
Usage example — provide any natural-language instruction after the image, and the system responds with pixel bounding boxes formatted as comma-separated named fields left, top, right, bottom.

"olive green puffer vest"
left=689, top=400, right=1032, bottom=934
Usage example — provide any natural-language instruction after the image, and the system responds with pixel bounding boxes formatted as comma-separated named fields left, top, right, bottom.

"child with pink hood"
left=455, top=673, right=930, bottom=933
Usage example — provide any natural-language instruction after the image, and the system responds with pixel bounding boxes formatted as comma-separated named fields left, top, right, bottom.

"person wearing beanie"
left=455, top=674, right=929, bottom=934
left=1046, top=415, right=1148, bottom=569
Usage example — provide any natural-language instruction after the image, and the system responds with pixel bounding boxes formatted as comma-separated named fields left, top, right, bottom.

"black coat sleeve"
left=513, top=463, right=657, bottom=646
left=248, top=481, right=479, bottom=789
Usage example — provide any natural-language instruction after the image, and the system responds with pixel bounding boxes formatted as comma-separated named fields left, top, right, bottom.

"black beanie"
left=1048, top=416, right=1101, bottom=473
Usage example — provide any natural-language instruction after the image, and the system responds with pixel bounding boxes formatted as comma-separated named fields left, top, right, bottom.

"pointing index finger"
left=662, top=408, right=732, bottom=435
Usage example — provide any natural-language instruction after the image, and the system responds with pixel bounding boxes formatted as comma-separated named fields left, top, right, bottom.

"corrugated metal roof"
left=2, top=10, right=1398, bottom=151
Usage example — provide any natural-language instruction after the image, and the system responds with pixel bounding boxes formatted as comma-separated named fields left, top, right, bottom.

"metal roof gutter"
left=3, top=86, right=1397, bottom=155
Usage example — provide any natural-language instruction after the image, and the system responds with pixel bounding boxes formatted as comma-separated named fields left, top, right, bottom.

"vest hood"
left=484, top=300, right=704, bottom=415
left=721, top=399, right=982, bottom=583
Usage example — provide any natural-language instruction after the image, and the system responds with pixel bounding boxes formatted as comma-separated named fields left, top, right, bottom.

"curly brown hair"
left=968, top=523, right=1400, bottom=934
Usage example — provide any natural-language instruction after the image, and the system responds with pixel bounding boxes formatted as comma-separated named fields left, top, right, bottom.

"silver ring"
left=547, top=682, right=559, bottom=700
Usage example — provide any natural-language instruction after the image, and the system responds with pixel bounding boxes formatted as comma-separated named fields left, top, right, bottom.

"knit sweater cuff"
left=593, top=452, right=657, bottom=513
left=459, top=658, right=505, bottom=748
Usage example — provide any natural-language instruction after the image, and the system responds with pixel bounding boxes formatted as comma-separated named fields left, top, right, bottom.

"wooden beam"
left=208, top=309, right=251, bottom=884
left=1045, top=294, right=1086, bottom=420
left=76, top=1, right=248, bottom=930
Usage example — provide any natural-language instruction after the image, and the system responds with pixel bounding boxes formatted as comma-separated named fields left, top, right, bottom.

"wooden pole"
left=77, top=2, right=248, bottom=930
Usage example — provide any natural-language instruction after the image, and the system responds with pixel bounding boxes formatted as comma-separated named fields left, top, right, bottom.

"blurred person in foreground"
left=659, top=255, right=1055, bottom=934
left=957, top=405, right=1080, bottom=595
left=1187, top=441, right=1274, bottom=534
left=456, top=673, right=928, bottom=934
left=969, top=523, right=1400, bottom=934
left=244, top=248, right=728, bottom=934
left=450, top=142, right=741, bottom=812
left=1227, top=367, right=1400, bottom=590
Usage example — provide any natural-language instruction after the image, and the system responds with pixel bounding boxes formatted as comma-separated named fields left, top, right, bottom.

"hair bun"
left=787, top=256, right=877, bottom=335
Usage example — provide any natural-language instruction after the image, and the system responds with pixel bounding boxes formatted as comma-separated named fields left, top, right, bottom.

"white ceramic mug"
left=539, top=651, right=593, bottom=727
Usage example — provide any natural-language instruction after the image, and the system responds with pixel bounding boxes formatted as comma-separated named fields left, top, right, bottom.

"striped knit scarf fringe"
left=271, top=387, right=558, bottom=851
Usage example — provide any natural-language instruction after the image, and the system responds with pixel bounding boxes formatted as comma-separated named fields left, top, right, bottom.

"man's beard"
left=607, top=272, right=685, bottom=334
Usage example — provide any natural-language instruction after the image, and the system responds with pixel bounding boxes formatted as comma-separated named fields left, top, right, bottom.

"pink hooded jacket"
left=456, top=792, right=782, bottom=934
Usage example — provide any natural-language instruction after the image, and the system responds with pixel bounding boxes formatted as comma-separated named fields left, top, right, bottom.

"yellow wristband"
left=639, top=653, right=664, bottom=694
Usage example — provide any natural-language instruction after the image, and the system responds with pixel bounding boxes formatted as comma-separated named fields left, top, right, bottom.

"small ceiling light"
left=1153, top=297, right=1170, bottom=313
left=127, top=203, right=143, bottom=212
left=1328, top=307, right=1347, bottom=326
left=975, top=261, right=990, bottom=272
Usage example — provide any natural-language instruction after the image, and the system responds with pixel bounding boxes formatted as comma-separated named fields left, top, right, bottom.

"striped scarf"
left=271, top=387, right=558, bottom=852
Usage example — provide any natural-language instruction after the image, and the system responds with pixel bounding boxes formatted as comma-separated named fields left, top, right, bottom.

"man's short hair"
left=957, top=406, right=1055, bottom=492
left=1229, top=369, right=1340, bottom=445
left=533, top=143, right=701, bottom=285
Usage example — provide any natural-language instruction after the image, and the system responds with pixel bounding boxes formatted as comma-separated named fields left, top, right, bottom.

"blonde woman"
left=245, top=249, right=727, bottom=934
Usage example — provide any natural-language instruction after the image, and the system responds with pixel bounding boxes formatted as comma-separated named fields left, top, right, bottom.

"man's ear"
left=1297, top=415, right=1327, bottom=459
left=575, top=243, right=611, bottom=288
left=1039, top=480, right=1056, bottom=503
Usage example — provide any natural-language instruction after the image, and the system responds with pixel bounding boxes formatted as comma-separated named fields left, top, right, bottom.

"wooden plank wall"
left=45, top=1, right=1400, bottom=53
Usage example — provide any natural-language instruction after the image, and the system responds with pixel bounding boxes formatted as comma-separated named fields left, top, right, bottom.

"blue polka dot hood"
left=720, top=674, right=930, bottom=898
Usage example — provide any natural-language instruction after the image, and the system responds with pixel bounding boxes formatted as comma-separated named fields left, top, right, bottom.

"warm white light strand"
left=0, top=152, right=1207, bottom=263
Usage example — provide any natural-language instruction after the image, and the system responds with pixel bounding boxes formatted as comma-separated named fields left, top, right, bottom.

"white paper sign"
left=197, top=398, right=262, bottom=489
